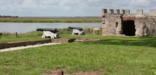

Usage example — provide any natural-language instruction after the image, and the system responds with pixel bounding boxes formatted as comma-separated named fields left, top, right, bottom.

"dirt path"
left=0, top=43, right=61, bottom=53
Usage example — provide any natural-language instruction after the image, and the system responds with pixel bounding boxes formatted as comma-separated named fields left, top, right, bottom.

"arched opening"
left=116, top=22, right=118, bottom=28
left=122, top=20, right=136, bottom=36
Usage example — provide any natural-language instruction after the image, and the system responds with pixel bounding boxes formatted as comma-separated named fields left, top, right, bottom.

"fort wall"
left=102, top=9, right=156, bottom=36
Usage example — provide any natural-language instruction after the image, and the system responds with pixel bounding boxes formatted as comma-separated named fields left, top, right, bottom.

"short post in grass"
left=15, top=32, right=19, bottom=38
left=0, top=33, right=2, bottom=38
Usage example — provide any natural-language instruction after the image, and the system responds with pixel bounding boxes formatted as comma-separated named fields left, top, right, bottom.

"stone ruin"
left=102, top=9, right=156, bottom=37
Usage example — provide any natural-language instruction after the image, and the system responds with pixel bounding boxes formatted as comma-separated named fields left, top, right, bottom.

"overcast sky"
left=0, top=0, right=155, bottom=17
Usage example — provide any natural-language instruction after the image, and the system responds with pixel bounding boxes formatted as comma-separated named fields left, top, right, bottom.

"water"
left=0, top=23, right=101, bottom=33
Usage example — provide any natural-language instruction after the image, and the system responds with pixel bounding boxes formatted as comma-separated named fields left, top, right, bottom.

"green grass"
left=0, top=34, right=156, bottom=75
left=0, top=28, right=102, bottom=43
left=0, top=17, right=101, bottom=23
left=0, top=29, right=96, bottom=43
left=0, top=32, right=44, bottom=43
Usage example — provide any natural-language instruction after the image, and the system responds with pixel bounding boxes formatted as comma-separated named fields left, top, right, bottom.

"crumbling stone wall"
left=102, top=14, right=122, bottom=36
left=102, top=9, right=128, bottom=36
left=135, top=17, right=156, bottom=36
left=102, top=9, right=156, bottom=37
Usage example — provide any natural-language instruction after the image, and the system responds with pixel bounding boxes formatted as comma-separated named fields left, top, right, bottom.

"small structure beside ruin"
left=102, top=9, right=156, bottom=36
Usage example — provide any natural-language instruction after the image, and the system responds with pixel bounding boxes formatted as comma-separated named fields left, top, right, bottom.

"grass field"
left=0, top=32, right=43, bottom=43
left=0, top=32, right=156, bottom=75
left=0, top=17, right=101, bottom=23
left=0, top=29, right=99, bottom=43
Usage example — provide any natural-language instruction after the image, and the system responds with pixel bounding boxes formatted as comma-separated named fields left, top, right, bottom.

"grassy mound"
left=0, top=36, right=156, bottom=75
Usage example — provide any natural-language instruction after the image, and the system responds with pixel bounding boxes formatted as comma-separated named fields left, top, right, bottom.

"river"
left=0, top=23, right=101, bottom=33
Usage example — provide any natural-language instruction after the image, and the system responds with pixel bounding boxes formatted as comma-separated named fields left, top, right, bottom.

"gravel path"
left=0, top=43, right=61, bottom=53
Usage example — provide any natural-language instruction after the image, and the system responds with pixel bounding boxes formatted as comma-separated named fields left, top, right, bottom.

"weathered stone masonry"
left=102, top=9, right=156, bottom=37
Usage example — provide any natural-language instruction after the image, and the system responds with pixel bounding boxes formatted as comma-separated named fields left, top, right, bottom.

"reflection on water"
left=0, top=23, right=101, bottom=33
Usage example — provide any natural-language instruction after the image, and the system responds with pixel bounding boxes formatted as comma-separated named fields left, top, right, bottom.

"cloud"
left=0, top=0, right=155, bottom=16
left=129, top=0, right=151, bottom=7
left=134, top=0, right=150, bottom=4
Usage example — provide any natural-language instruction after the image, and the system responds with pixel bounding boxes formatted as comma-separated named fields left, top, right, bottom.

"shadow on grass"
left=83, top=37, right=156, bottom=48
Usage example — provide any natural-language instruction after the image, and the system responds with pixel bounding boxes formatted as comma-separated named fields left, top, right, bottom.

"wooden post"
left=16, top=32, right=19, bottom=38
left=0, top=33, right=2, bottom=38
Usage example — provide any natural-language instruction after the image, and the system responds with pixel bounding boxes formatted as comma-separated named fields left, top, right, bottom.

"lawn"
left=0, top=32, right=44, bottom=43
left=0, top=29, right=100, bottom=43
left=0, top=34, right=156, bottom=75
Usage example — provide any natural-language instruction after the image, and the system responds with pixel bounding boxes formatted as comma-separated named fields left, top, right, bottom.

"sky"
left=0, top=0, right=155, bottom=17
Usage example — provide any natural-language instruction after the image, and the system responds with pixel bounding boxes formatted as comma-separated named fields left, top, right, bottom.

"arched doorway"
left=122, top=20, right=136, bottom=36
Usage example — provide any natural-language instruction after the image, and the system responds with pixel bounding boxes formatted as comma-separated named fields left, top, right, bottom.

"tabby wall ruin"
left=102, top=9, right=156, bottom=37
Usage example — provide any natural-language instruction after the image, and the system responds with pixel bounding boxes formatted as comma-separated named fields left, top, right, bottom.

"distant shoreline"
left=0, top=17, right=101, bottom=23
